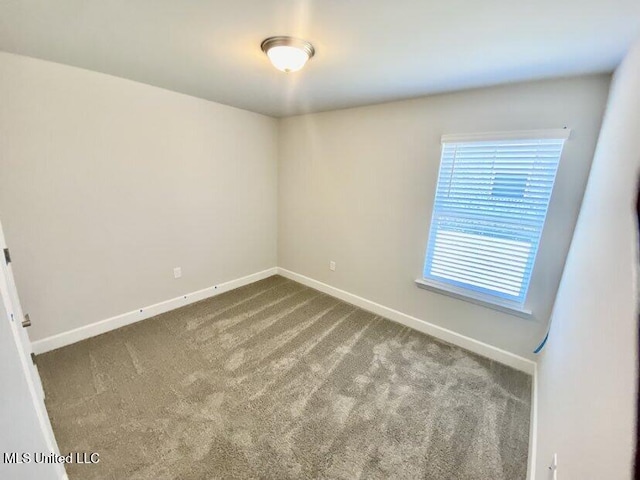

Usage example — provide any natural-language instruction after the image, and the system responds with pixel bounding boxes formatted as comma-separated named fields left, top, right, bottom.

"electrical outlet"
left=329, top=261, right=336, bottom=271
left=173, top=267, right=182, bottom=279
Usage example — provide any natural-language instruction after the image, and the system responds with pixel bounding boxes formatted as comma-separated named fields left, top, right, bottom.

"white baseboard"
left=34, top=265, right=537, bottom=374
left=276, top=268, right=536, bottom=375
left=33, top=264, right=536, bottom=373
left=31, top=268, right=278, bottom=354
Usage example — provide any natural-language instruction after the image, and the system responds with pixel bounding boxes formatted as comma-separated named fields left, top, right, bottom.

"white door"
left=0, top=220, right=63, bottom=477
left=0, top=224, right=44, bottom=400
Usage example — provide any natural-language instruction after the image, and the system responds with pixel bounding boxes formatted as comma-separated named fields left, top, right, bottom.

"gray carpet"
left=37, top=275, right=531, bottom=479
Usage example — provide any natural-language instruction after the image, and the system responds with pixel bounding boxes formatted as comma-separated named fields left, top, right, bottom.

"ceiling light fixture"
left=261, top=36, right=315, bottom=73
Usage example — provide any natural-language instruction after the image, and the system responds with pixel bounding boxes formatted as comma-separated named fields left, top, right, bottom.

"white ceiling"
left=1, top=0, right=639, bottom=117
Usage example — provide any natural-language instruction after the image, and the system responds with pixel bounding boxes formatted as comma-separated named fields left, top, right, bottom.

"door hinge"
left=3, top=248, right=10, bottom=265
left=31, top=352, right=36, bottom=364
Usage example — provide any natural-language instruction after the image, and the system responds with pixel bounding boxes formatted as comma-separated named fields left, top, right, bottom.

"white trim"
left=415, top=278, right=533, bottom=319
left=527, top=363, right=538, bottom=480
left=277, top=268, right=535, bottom=374
left=31, top=268, right=278, bottom=354
left=441, top=128, right=571, bottom=144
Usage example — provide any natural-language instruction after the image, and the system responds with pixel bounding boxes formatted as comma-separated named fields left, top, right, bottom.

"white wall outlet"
left=329, top=261, right=336, bottom=271
left=173, top=267, right=182, bottom=279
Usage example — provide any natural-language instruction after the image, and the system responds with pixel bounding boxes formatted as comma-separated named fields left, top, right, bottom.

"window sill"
left=415, top=278, right=533, bottom=320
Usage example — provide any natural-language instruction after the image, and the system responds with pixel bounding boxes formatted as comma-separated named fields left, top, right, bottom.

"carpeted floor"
left=37, top=275, right=531, bottom=479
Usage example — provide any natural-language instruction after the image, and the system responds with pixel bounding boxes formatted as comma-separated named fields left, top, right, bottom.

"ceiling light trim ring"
left=260, top=36, right=315, bottom=59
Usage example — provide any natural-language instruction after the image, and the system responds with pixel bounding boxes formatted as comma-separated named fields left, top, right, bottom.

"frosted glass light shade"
left=266, top=46, right=309, bottom=73
left=261, top=37, right=315, bottom=73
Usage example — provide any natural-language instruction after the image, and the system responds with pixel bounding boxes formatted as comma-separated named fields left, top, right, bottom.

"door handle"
left=22, top=314, right=31, bottom=328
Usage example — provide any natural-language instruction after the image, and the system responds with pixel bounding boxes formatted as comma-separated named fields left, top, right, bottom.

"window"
left=418, top=129, right=570, bottom=314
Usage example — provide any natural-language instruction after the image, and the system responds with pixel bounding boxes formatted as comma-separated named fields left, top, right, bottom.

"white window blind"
left=422, top=130, right=569, bottom=306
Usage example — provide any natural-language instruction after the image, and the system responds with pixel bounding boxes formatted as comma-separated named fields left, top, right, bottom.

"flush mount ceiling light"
left=261, top=36, right=315, bottom=73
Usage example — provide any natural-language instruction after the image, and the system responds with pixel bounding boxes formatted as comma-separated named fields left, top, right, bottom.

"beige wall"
left=0, top=51, right=614, bottom=362
left=278, top=76, right=610, bottom=358
left=535, top=39, right=640, bottom=479
left=0, top=52, right=278, bottom=341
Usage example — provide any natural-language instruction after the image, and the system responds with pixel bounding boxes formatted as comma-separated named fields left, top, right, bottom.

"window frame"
left=416, top=129, right=571, bottom=318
